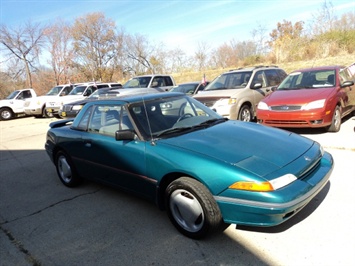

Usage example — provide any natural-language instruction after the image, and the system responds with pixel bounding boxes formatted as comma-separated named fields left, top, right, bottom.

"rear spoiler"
left=49, top=119, right=74, bottom=128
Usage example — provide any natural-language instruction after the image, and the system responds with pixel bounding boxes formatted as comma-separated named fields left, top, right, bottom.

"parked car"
left=194, top=66, right=287, bottom=121
left=46, top=82, right=121, bottom=117
left=0, top=88, right=37, bottom=120
left=123, top=74, right=176, bottom=91
left=59, top=86, right=122, bottom=118
left=24, top=83, right=75, bottom=118
left=170, top=81, right=209, bottom=95
left=45, top=92, right=333, bottom=239
left=256, top=64, right=355, bottom=132
left=59, top=84, right=166, bottom=119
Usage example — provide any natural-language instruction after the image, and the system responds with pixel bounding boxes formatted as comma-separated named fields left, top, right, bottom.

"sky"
left=0, top=0, right=354, bottom=54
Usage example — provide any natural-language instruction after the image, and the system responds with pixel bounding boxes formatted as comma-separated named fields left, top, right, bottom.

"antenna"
left=142, top=97, right=156, bottom=145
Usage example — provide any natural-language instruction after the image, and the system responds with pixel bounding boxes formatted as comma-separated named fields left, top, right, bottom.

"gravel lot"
left=1, top=115, right=354, bottom=266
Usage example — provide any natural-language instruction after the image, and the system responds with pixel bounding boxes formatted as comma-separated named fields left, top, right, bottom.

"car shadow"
left=236, top=181, right=330, bottom=233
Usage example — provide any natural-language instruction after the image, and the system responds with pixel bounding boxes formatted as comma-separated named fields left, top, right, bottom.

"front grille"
left=270, top=105, right=302, bottom=111
left=194, top=96, right=229, bottom=107
left=62, top=105, right=72, bottom=112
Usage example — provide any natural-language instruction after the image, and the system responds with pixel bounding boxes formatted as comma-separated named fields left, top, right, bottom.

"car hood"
left=159, top=121, right=315, bottom=177
left=194, top=89, right=243, bottom=98
left=263, top=88, right=333, bottom=105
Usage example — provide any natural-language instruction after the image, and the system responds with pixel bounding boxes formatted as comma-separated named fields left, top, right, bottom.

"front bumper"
left=215, top=151, right=333, bottom=227
left=257, top=109, right=332, bottom=128
left=46, top=107, right=60, bottom=115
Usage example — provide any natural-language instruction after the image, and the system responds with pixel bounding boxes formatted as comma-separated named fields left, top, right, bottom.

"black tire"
left=0, top=107, right=14, bottom=121
left=327, top=106, right=341, bottom=132
left=43, top=106, right=54, bottom=118
left=238, top=105, right=252, bottom=122
left=165, top=177, right=223, bottom=239
left=55, top=150, right=81, bottom=187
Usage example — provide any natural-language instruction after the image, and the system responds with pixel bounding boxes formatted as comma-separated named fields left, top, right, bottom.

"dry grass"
left=172, top=53, right=355, bottom=84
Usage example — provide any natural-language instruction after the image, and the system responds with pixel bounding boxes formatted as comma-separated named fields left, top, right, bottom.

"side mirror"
left=341, top=81, right=354, bottom=88
left=115, top=130, right=136, bottom=141
left=251, top=83, right=262, bottom=89
left=271, top=86, right=278, bottom=92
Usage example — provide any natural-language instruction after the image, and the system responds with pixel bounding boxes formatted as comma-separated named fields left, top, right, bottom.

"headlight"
left=228, top=98, right=237, bottom=105
left=72, top=105, right=83, bottom=111
left=229, top=174, right=297, bottom=192
left=257, top=101, right=269, bottom=110
left=302, top=99, right=325, bottom=110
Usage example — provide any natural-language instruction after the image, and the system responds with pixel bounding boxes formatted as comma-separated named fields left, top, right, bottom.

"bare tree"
left=0, top=21, right=46, bottom=87
left=310, top=0, right=336, bottom=35
left=71, top=12, right=118, bottom=81
left=122, top=33, right=157, bottom=75
left=195, top=41, right=209, bottom=71
left=45, top=20, right=74, bottom=85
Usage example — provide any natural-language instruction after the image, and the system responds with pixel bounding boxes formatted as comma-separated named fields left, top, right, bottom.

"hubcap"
left=58, top=155, right=72, bottom=183
left=1, top=110, right=11, bottom=119
left=169, top=189, right=204, bottom=232
left=334, top=109, right=341, bottom=129
left=241, top=109, right=251, bottom=121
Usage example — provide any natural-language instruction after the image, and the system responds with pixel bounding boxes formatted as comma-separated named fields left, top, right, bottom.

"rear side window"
left=264, top=69, right=286, bottom=86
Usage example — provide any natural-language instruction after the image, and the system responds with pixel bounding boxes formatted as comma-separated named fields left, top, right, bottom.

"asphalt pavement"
left=0, top=115, right=354, bottom=266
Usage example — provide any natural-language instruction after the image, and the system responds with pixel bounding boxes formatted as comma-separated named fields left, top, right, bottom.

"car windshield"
left=69, top=86, right=86, bottom=95
left=128, top=95, right=224, bottom=139
left=5, top=90, right=20, bottom=99
left=278, top=69, right=336, bottom=90
left=170, top=84, right=198, bottom=94
left=46, top=86, right=63, bottom=96
left=204, top=71, right=252, bottom=91
left=123, top=77, right=152, bottom=88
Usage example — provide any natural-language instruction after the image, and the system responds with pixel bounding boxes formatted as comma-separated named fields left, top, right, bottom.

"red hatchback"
left=256, top=64, right=355, bottom=132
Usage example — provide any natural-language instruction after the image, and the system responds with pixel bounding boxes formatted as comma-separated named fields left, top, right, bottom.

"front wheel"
left=55, top=151, right=81, bottom=187
left=327, top=106, right=341, bottom=132
left=165, top=177, right=223, bottom=239
left=238, top=105, right=252, bottom=122
left=43, top=106, right=54, bottom=118
left=0, top=107, right=14, bottom=121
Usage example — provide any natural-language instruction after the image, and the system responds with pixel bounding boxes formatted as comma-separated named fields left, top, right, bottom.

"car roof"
left=85, top=92, right=184, bottom=106
left=228, top=65, right=280, bottom=73
left=291, top=65, right=345, bottom=73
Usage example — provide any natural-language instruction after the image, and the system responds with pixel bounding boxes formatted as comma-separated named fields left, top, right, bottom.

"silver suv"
left=193, top=66, right=287, bottom=121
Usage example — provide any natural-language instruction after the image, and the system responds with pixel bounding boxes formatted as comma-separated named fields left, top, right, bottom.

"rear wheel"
left=327, top=106, right=341, bottom=132
left=0, top=108, right=14, bottom=121
left=165, top=177, right=223, bottom=239
left=55, top=151, right=81, bottom=187
left=238, top=105, right=252, bottom=122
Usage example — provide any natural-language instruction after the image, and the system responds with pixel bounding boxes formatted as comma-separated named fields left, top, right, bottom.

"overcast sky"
left=1, top=0, right=354, bottom=54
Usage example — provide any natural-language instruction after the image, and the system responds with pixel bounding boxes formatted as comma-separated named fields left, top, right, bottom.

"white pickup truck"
left=123, top=74, right=176, bottom=91
left=45, top=82, right=121, bottom=117
left=0, top=88, right=37, bottom=120
left=24, top=83, right=75, bottom=118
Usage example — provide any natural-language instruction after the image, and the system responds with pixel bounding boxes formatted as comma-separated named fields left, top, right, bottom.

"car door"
left=13, top=90, right=33, bottom=113
left=339, top=65, right=355, bottom=113
left=76, top=103, right=155, bottom=199
left=251, top=70, right=272, bottom=110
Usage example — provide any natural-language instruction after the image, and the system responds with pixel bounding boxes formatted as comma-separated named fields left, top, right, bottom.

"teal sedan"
left=45, top=92, right=333, bottom=239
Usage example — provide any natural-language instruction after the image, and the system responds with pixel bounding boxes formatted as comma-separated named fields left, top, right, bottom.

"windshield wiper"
left=154, top=126, right=195, bottom=138
left=155, top=118, right=228, bottom=138
left=198, top=118, right=228, bottom=126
